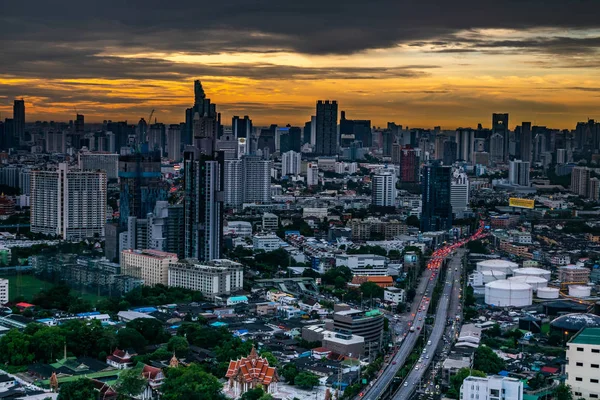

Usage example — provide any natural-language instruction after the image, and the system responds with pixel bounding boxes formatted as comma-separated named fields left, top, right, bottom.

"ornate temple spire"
left=169, top=352, right=179, bottom=368
left=50, top=372, right=58, bottom=392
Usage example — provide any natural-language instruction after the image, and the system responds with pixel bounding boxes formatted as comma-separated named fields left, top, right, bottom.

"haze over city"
left=1, top=0, right=600, bottom=128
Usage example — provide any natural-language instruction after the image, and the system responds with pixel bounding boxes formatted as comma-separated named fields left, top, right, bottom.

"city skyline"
left=1, top=1, right=600, bottom=129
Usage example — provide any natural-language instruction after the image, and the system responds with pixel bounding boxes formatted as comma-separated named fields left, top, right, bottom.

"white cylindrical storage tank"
left=513, top=267, right=551, bottom=281
left=477, top=260, right=519, bottom=275
left=508, top=276, right=548, bottom=292
left=481, top=270, right=507, bottom=284
left=485, top=280, right=533, bottom=307
left=537, top=287, right=560, bottom=299
left=569, top=285, right=592, bottom=298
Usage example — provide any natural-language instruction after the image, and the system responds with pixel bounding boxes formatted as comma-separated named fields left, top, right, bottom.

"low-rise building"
left=224, top=221, right=253, bottom=237
left=559, top=265, right=590, bottom=283
left=253, top=234, right=283, bottom=252
left=460, top=376, right=523, bottom=400
left=336, top=254, right=386, bottom=271
left=350, top=275, right=393, bottom=288
left=550, top=254, right=571, bottom=266
left=566, top=327, right=600, bottom=399
left=262, top=213, right=279, bottom=231
left=442, top=356, right=471, bottom=385
left=384, top=287, right=406, bottom=304
left=168, top=259, right=243, bottom=299
left=120, top=249, right=178, bottom=287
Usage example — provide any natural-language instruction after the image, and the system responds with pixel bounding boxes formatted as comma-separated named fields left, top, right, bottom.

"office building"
left=443, top=140, right=458, bottom=165
left=490, top=132, right=505, bottom=164
left=492, top=113, right=509, bottom=161
left=372, top=168, right=397, bottom=207
left=119, top=151, right=166, bottom=226
left=46, top=131, right=66, bottom=153
left=571, top=167, right=591, bottom=197
left=455, top=128, right=475, bottom=162
left=326, top=304, right=384, bottom=352
left=509, top=160, right=530, bottom=186
left=282, top=150, right=301, bottom=176
left=13, top=100, right=25, bottom=145
left=184, top=80, right=220, bottom=146
left=224, top=159, right=243, bottom=208
left=307, top=163, right=319, bottom=186
left=242, top=155, right=272, bottom=204
left=315, top=100, right=338, bottom=156
left=31, top=163, right=107, bottom=240
left=78, top=151, right=119, bottom=180
left=519, top=122, right=532, bottom=162
left=121, top=249, right=178, bottom=287
left=0, top=278, right=8, bottom=305
left=460, top=376, right=523, bottom=400
left=167, top=124, right=182, bottom=161
left=566, top=327, right=600, bottom=399
left=399, top=147, right=419, bottom=183
left=557, top=148, right=567, bottom=164
left=232, top=115, right=252, bottom=139
left=168, top=259, right=243, bottom=299
left=339, top=111, right=371, bottom=147
left=421, top=163, right=452, bottom=232
left=451, top=170, right=469, bottom=218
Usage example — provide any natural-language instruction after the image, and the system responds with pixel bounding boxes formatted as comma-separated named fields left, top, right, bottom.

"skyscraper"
left=31, top=163, right=107, bottom=240
left=282, top=150, right=301, bottom=176
left=223, top=159, right=243, bottom=208
left=421, top=163, right=452, bottom=232
left=455, top=128, right=475, bottom=162
left=371, top=168, right=397, bottom=207
left=508, top=160, right=530, bottom=186
left=315, top=100, right=338, bottom=156
left=399, top=147, right=419, bottom=183
left=492, top=113, right=509, bottom=161
left=490, top=132, right=505, bottom=164
left=571, top=167, right=590, bottom=197
left=183, top=80, right=224, bottom=261
left=443, top=141, right=458, bottom=165
left=13, top=100, right=25, bottom=145
left=519, top=122, right=532, bottom=163
left=167, top=124, right=182, bottom=161
left=339, top=111, right=371, bottom=147
left=232, top=116, right=252, bottom=139
left=242, top=155, right=272, bottom=204
left=451, top=169, right=469, bottom=218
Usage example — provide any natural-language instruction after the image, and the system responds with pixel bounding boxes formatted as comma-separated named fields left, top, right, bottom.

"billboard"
left=509, top=198, right=535, bottom=209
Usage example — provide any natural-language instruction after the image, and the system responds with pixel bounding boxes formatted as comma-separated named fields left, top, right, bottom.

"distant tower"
left=13, top=100, right=25, bottom=145
left=421, top=162, right=452, bottom=232
left=315, top=100, right=338, bottom=156
left=492, top=113, right=509, bottom=161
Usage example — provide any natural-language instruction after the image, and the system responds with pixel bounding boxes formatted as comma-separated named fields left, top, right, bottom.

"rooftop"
left=570, top=327, right=600, bottom=346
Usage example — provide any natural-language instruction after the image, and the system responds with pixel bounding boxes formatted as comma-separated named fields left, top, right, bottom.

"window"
left=577, top=362, right=584, bottom=366
left=593, top=349, right=600, bottom=353
left=592, top=379, right=599, bottom=384
left=576, top=377, right=583, bottom=382
left=577, top=347, right=584, bottom=352
left=575, top=392, right=582, bottom=397
left=593, top=364, right=600, bottom=368
left=592, top=395, right=599, bottom=399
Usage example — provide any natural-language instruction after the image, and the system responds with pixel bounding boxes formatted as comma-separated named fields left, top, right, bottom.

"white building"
left=262, top=213, right=279, bottom=231
left=460, top=375, right=523, bottom=400
left=0, top=278, right=8, bottom=305
left=224, top=221, right=253, bottom=237
left=509, top=159, right=530, bottom=186
left=168, top=259, right=243, bottom=299
left=282, top=150, right=301, bottom=176
left=566, top=327, right=600, bottom=399
left=121, top=249, right=178, bottom=286
left=78, top=151, right=119, bottom=180
left=550, top=254, right=571, bottom=266
left=451, top=170, right=469, bottom=218
left=243, top=155, right=272, bottom=204
left=384, top=287, right=405, bottom=304
left=371, top=168, right=397, bottom=207
left=253, top=234, right=283, bottom=252
left=224, top=159, right=244, bottom=208
left=336, top=254, right=388, bottom=276
left=31, top=163, right=107, bottom=240
left=307, top=163, right=319, bottom=186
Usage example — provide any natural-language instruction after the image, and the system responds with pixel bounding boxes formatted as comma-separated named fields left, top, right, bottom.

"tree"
left=0, top=329, right=34, bottom=365
left=280, top=363, right=299, bottom=384
left=294, top=372, right=320, bottom=389
left=115, top=367, right=147, bottom=398
left=127, top=318, right=170, bottom=345
left=167, top=336, right=189, bottom=358
left=449, top=368, right=486, bottom=398
left=334, top=276, right=347, bottom=290
left=30, top=325, right=65, bottom=363
left=117, top=328, right=148, bottom=353
left=474, top=346, right=505, bottom=374
left=406, top=215, right=420, bottom=228
left=485, top=324, right=502, bottom=338
left=360, top=281, right=384, bottom=299
left=241, top=387, right=273, bottom=400
left=161, top=363, right=225, bottom=400
left=260, top=351, right=279, bottom=367
left=57, top=379, right=97, bottom=400
left=554, top=384, right=573, bottom=400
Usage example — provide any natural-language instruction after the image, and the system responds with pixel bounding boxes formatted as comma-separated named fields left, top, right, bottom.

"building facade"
left=315, top=100, right=338, bottom=156
left=509, top=160, right=530, bottom=186
left=566, top=328, right=600, bottom=400
left=460, top=376, right=523, bottom=400
left=421, top=163, right=452, bottom=232
left=0, top=278, right=8, bottom=305
left=281, top=150, right=301, bottom=176
left=120, top=249, right=178, bottom=287
left=168, top=259, right=243, bottom=299
left=78, top=151, right=119, bottom=180
left=371, top=168, right=397, bottom=207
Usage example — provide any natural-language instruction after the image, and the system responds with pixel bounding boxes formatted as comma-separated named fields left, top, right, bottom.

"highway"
left=358, top=223, right=487, bottom=400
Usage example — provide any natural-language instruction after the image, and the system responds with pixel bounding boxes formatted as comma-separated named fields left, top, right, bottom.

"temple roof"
left=225, top=347, right=279, bottom=386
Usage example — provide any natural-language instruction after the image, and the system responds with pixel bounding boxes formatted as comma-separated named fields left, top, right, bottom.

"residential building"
left=421, top=163, right=452, bottom=232
left=253, top=234, right=283, bottom=252
left=559, top=265, right=590, bottom=283
left=0, top=278, right=8, bottom=305
left=351, top=276, right=394, bottom=288
left=120, top=249, right=178, bottom=286
left=307, top=162, right=319, bottom=186
left=262, top=213, right=279, bottom=231
left=13, top=99, right=25, bottom=145
left=384, top=287, right=406, bottom=304
left=451, top=170, right=469, bottom=218
left=167, top=124, right=182, bottom=161
left=78, top=151, right=119, bottom=180
left=224, top=221, right=252, bottom=237
left=31, top=163, right=107, bottom=240
left=315, top=100, right=338, bottom=156
left=566, top=327, right=600, bottom=399
left=550, top=254, right=571, bottom=266
left=281, top=150, right=301, bottom=176
left=589, top=177, right=600, bottom=201
left=168, top=259, right=243, bottom=299
left=224, top=159, right=243, bottom=208
left=242, top=155, right=272, bottom=204
left=509, top=160, right=530, bottom=186
left=372, top=168, right=397, bottom=207
left=460, top=376, right=523, bottom=400
left=571, top=167, right=591, bottom=197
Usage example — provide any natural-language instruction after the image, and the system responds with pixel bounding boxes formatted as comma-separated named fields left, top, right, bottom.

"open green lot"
left=4, top=275, right=106, bottom=305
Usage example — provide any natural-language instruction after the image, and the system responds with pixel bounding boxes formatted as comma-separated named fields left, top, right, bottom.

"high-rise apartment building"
left=119, top=151, right=166, bottom=226
left=281, top=150, right=301, bottom=176
left=31, top=163, right=107, bottom=240
left=571, top=166, right=590, bottom=197
left=13, top=100, right=25, bottom=145
left=315, top=100, right=338, bottom=156
left=509, top=160, right=530, bottom=186
left=421, top=163, right=452, bottom=232
left=242, top=155, right=272, bottom=204
left=167, top=124, right=182, bottom=161
left=460, top=376, right=523, bottom=400
left=121, top=249, right=178, bottom=287
left=589, top=177, right=600, bottom=201
left=307, top=163, right=319, bottom=186
left=451, top=170, right=469, bottom=218
left=372, top=168, right=397, bottom=207
left=79, top=151, right=119, bottom=180
left=566, top=327, right=600, bottom=399
left=490, top=133, right=505, bottom=164
left=224, top=159, right=243, bottom=208
left=399, top=147, right=419, bottom=183
left=168, top=259, right=243, bottom=299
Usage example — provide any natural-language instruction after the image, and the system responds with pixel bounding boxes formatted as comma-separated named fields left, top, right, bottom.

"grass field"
left=5, top=275, right=106, bottom=305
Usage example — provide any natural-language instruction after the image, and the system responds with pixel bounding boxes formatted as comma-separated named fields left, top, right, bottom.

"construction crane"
left=148, top=109, right=155, bottom=125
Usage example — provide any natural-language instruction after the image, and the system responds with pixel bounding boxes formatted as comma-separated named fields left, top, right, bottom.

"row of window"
left=575, top=362, right=600, bottom=368
left=575, top=377, right=600, bottom=383
left=574, top=392, right=598, bottom=399
left=575, top=347, right=600, bottom=353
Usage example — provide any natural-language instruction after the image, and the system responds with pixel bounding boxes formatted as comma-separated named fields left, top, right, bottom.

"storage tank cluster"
left=477, top=260, right=519, bottom=275
left=485, top=280, right=533, bottom=307
left=569, top=285, right=592, bottom=298
left=508, top=275, right=548, bottom=292
left=513, top=267, right=552, bottom=281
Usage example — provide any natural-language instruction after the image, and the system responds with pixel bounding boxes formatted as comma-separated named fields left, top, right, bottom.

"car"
left=426, top=355, right=430, bottom=359
left=392, top=361, right=397, bottom=365
left=404, top=382, right=408, bottom=387
left=415, top=366, right=419, bottom=370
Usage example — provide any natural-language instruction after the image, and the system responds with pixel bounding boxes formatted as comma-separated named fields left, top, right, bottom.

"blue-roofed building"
left=132, top=307, right=158, bottom=314
left=211, top=321, right=228, bottom=328
left=226, top=296, right=248, bottom=306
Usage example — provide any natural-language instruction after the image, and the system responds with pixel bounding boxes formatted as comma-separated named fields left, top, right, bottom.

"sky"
left=1, top=0, right=600, bottom=129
